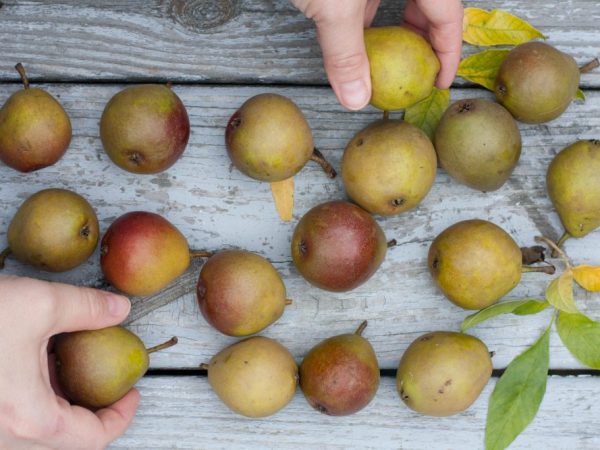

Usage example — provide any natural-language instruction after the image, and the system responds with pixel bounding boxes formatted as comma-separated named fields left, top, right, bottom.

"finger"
left=428, top=22, right=463, bottom=88
left=50, top=389, right=140, bottom=450
left=47, top=281, right=130, bottom=335
left=364, top=0, right=380, bottom=27
left=315, top=6, right=371, bottom=110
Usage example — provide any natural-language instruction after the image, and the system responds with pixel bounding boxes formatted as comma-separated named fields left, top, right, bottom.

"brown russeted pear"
left=55, top=326, right=177, bottom=409
left=494, top=42, right=580, bottom=124
left=428, top=219, right=554, bottom=310
left=0, top=188, right=98, bottom=272
left=100, top=84, right=190, bottom=174
left=299, top=321, right=379, bottom=416
left=434, top=98, right=522, bottom=192
left=364, top=26, right=440, bottom=111
left=203, top=336, right=298, bottom=418
left=291, top=200, right=388, bottom=292
left=547, top=139, right=600, bottom=249
left=225, top=93, right=336, bottom=182
left=397, top=331, right=492, bottom=416
left=100, top=211, right=210, bottom=297
left=0, top=63, right=71, bottom=172
left=197, top=250, right=288, bottom=336
left=342, top=119, right=437, bottom=216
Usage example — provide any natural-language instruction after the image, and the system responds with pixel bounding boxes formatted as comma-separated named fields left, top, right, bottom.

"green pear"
left=55, top=326, right=177, bottom=409
left=364, top=27, right=440, bottom=111
left=205, top=336, right=298, bottom=418
left=547, top=139, right=600, bottom=247
left=299, top=321, right=379, bottom=416
left=0, top=188, right=98, bottom=272
left=397, top=331, right=492, bottom=416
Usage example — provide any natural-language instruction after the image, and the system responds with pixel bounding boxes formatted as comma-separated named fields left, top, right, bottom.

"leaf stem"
left=553, top=232, right=572, bottom=258
left=535, top=236, right=572, bottom=269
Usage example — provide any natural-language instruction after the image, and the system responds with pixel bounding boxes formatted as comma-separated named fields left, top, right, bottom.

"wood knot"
left=168, top=0, right=240, bottom=32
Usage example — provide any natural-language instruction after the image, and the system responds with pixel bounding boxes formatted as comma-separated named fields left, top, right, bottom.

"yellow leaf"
left=546, top=270, right=578, bottom=313
left=404, top=88, right=450, bottom=140
left=457, top=49, right=510, bottom=91
left=463, top=8, right=546, bottom=46
left=573, top=265, right=600, bottom=292
left=270, top=177, right=294, bottom=222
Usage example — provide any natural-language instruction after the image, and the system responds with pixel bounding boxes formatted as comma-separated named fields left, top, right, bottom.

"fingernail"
left=106, top=294, right=131, bottom=317
left=339, top=79, right=370, bottom=110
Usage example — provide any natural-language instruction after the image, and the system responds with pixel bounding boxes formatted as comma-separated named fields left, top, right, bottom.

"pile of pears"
left=0, top=12, right=598, bottom=432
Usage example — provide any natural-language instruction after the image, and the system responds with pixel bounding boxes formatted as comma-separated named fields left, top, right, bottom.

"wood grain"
left=0, top=84, right=599, bottom=371
left=110, top=375, right=600, bottom=449
left=0, top=0, right=598, bottom=86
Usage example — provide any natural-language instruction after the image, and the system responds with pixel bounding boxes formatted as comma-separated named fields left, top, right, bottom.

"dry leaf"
left=463, top=8, right=546, bottom=46
left=457, top=49, right=510, bottom=90
left=404, top=88, right=450, bottom=140
left=573, top=265, right=600, bottom=292
left=271, top=177, right=294, bottom=222
left=545, top=269, right=578, bottom=313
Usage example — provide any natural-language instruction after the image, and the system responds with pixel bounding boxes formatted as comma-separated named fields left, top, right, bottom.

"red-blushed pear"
left=291, top=200, right=388, bottom=292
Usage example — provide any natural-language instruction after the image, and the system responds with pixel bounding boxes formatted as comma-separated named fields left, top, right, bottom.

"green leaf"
left=545, top=270, right=578, bottom=313
left=404, top=88, right=450, bottom=140
left=457, top=49, right=510, bottom=91
left=463, top=8, right=546, bottom=46
left=575, top=89, right=586, bottom=101
left=485, top=323, right=551, bottom=450
left=557, top=311, right=600, bottom=369
left=461, top=300, right=548, bottom=332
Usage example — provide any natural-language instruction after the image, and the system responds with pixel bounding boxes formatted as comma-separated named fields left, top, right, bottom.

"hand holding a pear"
left=0, top=276, right=137, bottom=450
left=291, top=0, right=464, bottom=110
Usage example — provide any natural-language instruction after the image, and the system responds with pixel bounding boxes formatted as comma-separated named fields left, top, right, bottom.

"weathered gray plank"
left=0, top=0, right=598, bottom=86
left=0, top=84, right=599, bottom=370
left=111, top=375, right=600, bottom=449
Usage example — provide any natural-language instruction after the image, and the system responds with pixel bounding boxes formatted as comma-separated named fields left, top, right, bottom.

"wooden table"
left=1, top=1, right=599, bottom=448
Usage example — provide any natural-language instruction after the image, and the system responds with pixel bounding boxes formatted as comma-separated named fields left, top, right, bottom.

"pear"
left=434, top=98, right=522, bottom=192
left=55, top=326, right=177, bottom=409
left=100, top=211, right=209, bottom=297
left=197, top=250, right=288, bottom=336
left=428, top=219, right=553, bottom=310
left=494, top=42, right=580, bottom=124
left=291, top=200, right=388, bottom=292
left=364, top=27, right=440, bottom=111
left=299, top=321, right=379, bottom=416
left=100, top=84, right=190, bottom=174
left=547, top=140, right=600, bottom=248
left=0, top=63, right=71, bottom=172
left=397, top=331, right=492, bottom=416
left=0, top=188, right=98, bottom=272
left=342, top=119, right=437, bottom=215
left=204, top=336, right=298, bottom=418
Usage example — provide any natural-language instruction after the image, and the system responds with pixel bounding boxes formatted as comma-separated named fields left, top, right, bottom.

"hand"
left=0, top=276, right=136, bottom=450
left=292, top=0, right=464, bottom=110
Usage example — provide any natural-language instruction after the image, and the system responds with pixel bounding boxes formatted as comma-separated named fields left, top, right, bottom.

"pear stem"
left=310, top=148, right=337, bottom=179
left=199, top=363, right=210, bottom=370
left=383, top=110, right=390, bottom=120
left=0, top=247, right=11, bottom=269
left=146, top=336, right=178, bottom=354
left=521, top=264, right=555, bottom=275
left=552, top=232, right=572, bottom=258
left=535, top=235, right=572, bottom=269
left=285, top=299, right=293, bottom=306
left=166, top=81, right=173, bottom=89
left=189, top=250, right=213, bottom=259
left=387, top=239, right=397, bottom=248
left=579, top=58, right=599, bottom=74
left=355, top=320, right=368, bottom=336
left=15, top=63, right=29, bottom=89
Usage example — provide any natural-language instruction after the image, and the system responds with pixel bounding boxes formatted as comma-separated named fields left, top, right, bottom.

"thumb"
left=315, top=11, right=372, bottom=110
left=47, top=282, right=131, bottom=335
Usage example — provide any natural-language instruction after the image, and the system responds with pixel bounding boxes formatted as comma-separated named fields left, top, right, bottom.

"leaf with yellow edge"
left=545, top=269, right=577, bottom=313
left=404, top=88, right=450, bottom=140
left=575, top=89, right=586, bottom=101
left=463, top=8, right=546, bottom=46
left=270, top=177, right=294, bottom=222
left=457, top=49, right=510, bottom=91
left=573, top=265, right=600, bottom=292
